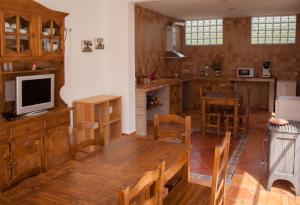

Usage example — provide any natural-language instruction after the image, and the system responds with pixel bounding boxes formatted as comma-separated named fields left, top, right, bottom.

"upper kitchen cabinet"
left=0, top=0, right=68, bottom=59
left=39, top=18, right=64, bottom=57
left=2, top=13, right=34, bottom=57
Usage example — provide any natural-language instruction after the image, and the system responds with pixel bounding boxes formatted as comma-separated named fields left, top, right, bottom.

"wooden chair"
left=153, top=114, right=191, bottom=145
left=69, top=121, right=101, bottom=159
left=199, top=83, right=211, bottom=98
left=118, top=161, right=165, bottom=205
left=205, top=112, right=221, bottom=137
left=199, top=84, right=221, bottom=137
left=164, top=132, right=231, bottom=205
left=225, top=88, right=252, bottom=133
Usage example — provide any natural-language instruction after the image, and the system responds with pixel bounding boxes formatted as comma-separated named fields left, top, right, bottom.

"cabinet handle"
left=26, top=127, right=31, bottom=132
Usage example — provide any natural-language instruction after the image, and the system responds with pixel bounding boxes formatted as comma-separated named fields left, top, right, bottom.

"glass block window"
left=251, top=15, right=296, bottom=44
left=185, top=19, right=223, bottom=46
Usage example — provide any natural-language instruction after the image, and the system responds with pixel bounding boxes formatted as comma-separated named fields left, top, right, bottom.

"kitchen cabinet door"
left=9, top=133, right=44, bottom=189
left=0, top=144, right=11, bottom=192
left=45, top=125, right=70, bottom=170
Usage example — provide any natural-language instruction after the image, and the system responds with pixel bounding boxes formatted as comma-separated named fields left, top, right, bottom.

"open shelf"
left=74, top=96, right=122, bottom=146
left=1, top=68, right=59, bottom=76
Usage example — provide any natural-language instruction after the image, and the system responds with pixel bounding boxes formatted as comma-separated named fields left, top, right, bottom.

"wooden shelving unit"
left=73, top=95, right=122, bottom=145
left=0, top=68, right=58, bottom=76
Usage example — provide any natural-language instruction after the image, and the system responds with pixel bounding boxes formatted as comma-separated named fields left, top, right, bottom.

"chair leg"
left=225, top=115, right=229, bottom=132
left=217, top=114, right=220, bottom=137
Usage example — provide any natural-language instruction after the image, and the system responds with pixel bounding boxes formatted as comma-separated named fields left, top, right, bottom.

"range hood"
left=165, top=22, right=186, bottom=59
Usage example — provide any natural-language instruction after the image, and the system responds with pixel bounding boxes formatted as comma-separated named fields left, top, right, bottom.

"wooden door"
left=9, top=133, right=44, bottom=189
left=0, top=144, right=11, bottom=192
left=2, top=13, right=34, bottom=57
left=45, top=125, right=70, bottom=170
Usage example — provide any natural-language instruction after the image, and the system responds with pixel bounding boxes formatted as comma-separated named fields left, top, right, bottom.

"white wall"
left=105, top=1, right=136, bottom=134
left=36, top=0, right=136, bottom=134
left=36, top=0, right=108, bottom=105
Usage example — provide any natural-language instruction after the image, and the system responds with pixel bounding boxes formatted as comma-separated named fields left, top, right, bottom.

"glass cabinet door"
left=40, top=19, right=63, bottom=55
left=19, top=16, right=31, bottom=54
left=3, top=14, right=32, bottom=56
left=4, top=15, right=17, bottom=54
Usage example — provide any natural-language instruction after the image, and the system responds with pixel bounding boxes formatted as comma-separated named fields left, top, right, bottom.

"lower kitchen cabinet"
left=45, top=125, right=70, bottom=170
left=0, top=108, right=71, bottom=193
left=0, top=144, right=10, bottom=192
left=9, top=133, right=44, bottom=189
left=170, top=82, right=182, bottom=114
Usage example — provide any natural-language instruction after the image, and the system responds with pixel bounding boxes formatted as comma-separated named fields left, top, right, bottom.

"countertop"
left=136, top=76, right=275, bottom=92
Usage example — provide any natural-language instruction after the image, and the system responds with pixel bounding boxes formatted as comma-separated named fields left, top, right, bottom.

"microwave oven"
left=237, top=68, right=254, bottom=78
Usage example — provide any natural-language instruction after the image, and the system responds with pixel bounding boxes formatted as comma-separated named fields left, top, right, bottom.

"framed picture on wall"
left=95, top=38, right=104, bottom=49
left=82, top=40, right=93, bottom=52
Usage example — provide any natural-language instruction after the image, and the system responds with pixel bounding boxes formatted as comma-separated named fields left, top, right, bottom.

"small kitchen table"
left=200, top=93, right=239, bottom=138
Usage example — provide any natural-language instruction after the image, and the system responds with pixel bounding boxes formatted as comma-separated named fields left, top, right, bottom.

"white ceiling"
left=136, top=0, right=300, bottom=20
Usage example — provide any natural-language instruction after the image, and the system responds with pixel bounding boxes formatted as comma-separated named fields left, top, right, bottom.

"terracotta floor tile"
left=135, top=109, right=300, bottom=204
left=226, top=186, right=256, bottom=202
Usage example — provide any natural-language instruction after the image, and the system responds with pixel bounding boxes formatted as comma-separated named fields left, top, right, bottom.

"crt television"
left=16, top=74, right=55, bottom=115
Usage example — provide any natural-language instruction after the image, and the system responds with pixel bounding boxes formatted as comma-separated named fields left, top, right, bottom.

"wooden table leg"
left=201, top=97, right=206, bottom=137
left=233, top=101, right=238, bottom=139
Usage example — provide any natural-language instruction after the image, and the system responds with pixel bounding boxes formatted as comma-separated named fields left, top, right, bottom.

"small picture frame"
left=95, top=38, right=104, bottom=49
left=82, top=40, right=93, bottom=52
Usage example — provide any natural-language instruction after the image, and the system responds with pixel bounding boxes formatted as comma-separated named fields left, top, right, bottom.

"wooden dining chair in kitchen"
left=153, top=114, right=191, bottom=145
left=69, top=121, right=102, bottom=159
left=225, top=88, right=252, bottom=133
left=118, top=161, right=165, bottom=205
left=199, top=83, right=211, bottom=98
left=164, top=132, right=231, bottom=205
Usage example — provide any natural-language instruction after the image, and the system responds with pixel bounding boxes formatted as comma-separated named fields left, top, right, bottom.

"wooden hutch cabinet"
left=0, top=0, right=70, bottom=192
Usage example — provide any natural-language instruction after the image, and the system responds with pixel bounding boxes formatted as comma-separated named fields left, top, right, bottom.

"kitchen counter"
left=135, top=76, right=276, bottom=136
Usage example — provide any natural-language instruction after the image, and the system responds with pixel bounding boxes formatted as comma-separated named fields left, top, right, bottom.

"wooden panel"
left=45, top=113, right=70, bottom=129
left=0, top=144, right=10, bottom=192
left=0, top=129, right=9, bottom=142
left=9, top=132, right=44, bottom=189
left=45, top=125, right=70, bottom=170
left=10, top=121, right=43, bottom=139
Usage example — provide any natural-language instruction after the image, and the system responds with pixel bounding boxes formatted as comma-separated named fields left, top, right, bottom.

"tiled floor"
left=145, top=109, right=300, bottom=205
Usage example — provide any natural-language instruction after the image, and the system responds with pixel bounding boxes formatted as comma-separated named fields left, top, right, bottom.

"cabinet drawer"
left=0, top=129, right=9, bottom=142
left=11, top=122, right=44, bottom=139
left=45, top=113, right=70, bottom=128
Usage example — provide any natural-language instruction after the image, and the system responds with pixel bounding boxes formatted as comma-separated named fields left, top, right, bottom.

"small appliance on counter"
left=262, top=61, right=271, bottom=78
left=236, top=67, right=254, bottom=78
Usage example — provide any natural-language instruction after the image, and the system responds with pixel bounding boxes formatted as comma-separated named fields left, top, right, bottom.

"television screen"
left=16, top=74, right=55, bottom=115
left=22, top=79, right=51, bottom=107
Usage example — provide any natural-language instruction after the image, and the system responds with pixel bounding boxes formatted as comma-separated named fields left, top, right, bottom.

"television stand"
left=24, top=109, right=48, bottom=116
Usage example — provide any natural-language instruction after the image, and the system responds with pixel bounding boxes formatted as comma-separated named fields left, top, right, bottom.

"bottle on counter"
left=204, top=66, right=209, bottom=77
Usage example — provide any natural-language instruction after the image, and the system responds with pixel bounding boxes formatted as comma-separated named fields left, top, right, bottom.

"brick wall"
left=135, top=6, right=300, bottom=92
left=135, top=5, right=172, bottom=78
left=180, top=16, right=300, bottom=82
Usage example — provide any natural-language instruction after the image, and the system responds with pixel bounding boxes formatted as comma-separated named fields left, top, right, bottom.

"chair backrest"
left=210, top=131, right=231, bottom=205
left=211, top=83, right=234, bottom=94
left=153, top=114, right=191, bottom=145
left=69, top=121, right=101, bottom=159
left=199, top=83, right=211, bottom=97
left=118, top=161, right=165, bottom=205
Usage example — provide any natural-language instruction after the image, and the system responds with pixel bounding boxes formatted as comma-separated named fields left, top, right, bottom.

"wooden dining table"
left=200, top=92, right=239, bottom=139
left=0, top=136, right=189, bottom=205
